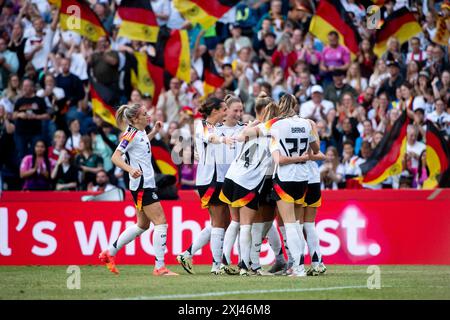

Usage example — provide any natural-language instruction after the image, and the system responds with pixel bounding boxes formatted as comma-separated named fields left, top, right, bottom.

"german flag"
left=150, top=138, right=179, bottom=185
left=59, top=0, right=107, bottom=42
left=202, top=51, right=224, bottom=98
left=309, top=0, right=361, bottom=58
left=423, top=121, right=450, bottom=189
left=90, top=81, right=117, bottom=127
left=117, top=0, right=159, bottom=43
left=174, top=0, right=240, bottom=30
left=152, top=27, right=191, bottom=84
left=374, top=7, right=422, bottom=57
left=433, top=15, right=450, bottom=46
left=358, top=111, right=408, bottom=185
left=130, top=51, right=164, bottom=106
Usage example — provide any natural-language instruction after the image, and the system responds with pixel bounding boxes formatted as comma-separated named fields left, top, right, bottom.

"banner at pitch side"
left=0, top=191, right=449, bottom=265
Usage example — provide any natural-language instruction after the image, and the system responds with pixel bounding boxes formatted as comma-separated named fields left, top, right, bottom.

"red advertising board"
left=0, top=190, right=449, bottom=265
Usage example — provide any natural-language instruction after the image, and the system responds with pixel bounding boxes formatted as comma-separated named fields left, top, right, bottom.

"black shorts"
left=219, top=178, right=262, bottom=211
left=197, top=182, right=224, bottom=209
left=303, top=183, right=322, bottom=208
left=271, top=175, right=308, bottom=205
left=131, top=188, right=159, bottom=211
left=259, top=178, right=275, bottom=207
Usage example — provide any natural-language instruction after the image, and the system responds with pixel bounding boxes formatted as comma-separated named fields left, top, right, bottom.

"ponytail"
left=278, top=93, right=297, bottom=118
left=115, top=103, right=142, bottom=128
left=199, top=97, right=224, bottom=117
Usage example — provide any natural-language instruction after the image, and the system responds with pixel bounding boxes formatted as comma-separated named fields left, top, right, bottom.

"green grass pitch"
left=1, top=265, right=449, bottom=300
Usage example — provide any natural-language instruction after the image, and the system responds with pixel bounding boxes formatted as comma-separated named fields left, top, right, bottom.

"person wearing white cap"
left=299, top=85, right=334, bottom=122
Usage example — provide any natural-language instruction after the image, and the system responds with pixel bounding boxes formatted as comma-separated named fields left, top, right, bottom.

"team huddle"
left=99, top=92, right=326, bottom=277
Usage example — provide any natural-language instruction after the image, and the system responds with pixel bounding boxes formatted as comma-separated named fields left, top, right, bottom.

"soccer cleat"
left=289, top=265, right=307, bottom=277
left=153, top=266, right=179, bottom=276
left=211, top=265, right=224, bottom=275
left=239, top=268, right=250, bottom=276
left=177, top=254, right=195, bottom=274
left=220, top=264, right=240, bottom=275
left=318, top=262, right=327, bottom=274
left=251, top=268, right=275, bottom=276
left=268, top=260, right=287, bottom=274
left=98, top=250, right=119, bottom=275
left=307, top=264, right=320, bottom=276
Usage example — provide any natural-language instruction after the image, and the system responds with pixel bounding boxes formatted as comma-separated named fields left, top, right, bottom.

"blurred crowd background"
left=0, top=0, right=449, bottom=193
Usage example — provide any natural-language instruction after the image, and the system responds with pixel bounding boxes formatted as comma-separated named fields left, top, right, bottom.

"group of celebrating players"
left=99, top=92, right=326, bottom=277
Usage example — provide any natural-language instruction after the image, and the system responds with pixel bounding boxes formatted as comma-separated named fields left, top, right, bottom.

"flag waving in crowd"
left=423, top=121, right=450, bottom=189
left=116, top=0, right=159, bottom=43
left=174, top=0, right=240, bottom=30
left=309, top=0, right=361, bottom=58
left=358, top=111, right=408, bottom=185
left=373, top=7, right=422, bottom=57
left=58, top=0, right=107, bottom=42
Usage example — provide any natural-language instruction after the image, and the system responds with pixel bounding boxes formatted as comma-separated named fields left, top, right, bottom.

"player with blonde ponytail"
left=99, top=103, right=178, bottom=276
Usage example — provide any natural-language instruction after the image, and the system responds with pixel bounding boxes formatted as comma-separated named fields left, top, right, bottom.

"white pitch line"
left=119, top=285, right=375, bottom=300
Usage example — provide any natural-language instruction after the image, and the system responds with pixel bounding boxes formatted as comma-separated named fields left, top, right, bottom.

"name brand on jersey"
left=291, top=127, right=305, bottom=133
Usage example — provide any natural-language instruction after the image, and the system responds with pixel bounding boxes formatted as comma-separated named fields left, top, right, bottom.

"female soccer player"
left=220, top=95, right=280, bottom=276
left=177, top=95, right=244, bottom=275
left=99, top=103, right=178, bottom=276
left=190, top=97, right=235, bottom=275
left=298, top=121, right=327, bottom=276
left=269, top=94, right=320, bottom=277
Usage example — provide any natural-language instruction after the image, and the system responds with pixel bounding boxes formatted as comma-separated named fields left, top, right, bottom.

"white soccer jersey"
left=269, top=116, right=316, bottom=182
left=116, top=126, right=156, bottom=191
left=215, top=122, right=245, bottom=183
left=225, top=121, right=278, bottom=190
left=194, top=120, right=217, bottom=186
left=306, top=160, right=321, bottom=184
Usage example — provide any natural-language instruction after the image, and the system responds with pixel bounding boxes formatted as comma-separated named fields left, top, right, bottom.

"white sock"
left=153, top=224, right=168, bottom=269
left=236, top=231, right=241, bottom=262
left=250, top=222, right=264, bottom=270
left=185, top=225, right=211, bottom=258
left=239, top=224, right=252, bottom=270
left=109, top=224, right=145, bottom=256
left=210, top=227, right=225, bottom=268
left=223, top=221, right=239, bottom=265
left=279, top=226, right=294, bottom=266
left=284, top=223, right=303, bottom=267
left=267, top=225, right=285, bottom=263
left=295, top=221, right=306, bottom=265
left=304, top=222, right=321, bottom=266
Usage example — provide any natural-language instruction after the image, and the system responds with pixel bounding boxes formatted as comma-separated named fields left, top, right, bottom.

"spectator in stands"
left=299, top=85, right=334, bottom=122
left=369, top=58, right=389, bottom=92
left=55, top=57, right=85, bottom=109
left=427, top=99, right=449, bottom=136
left=319, top=146, right=344, bottom=190
left=345, top=62, right=368, bottom=94
left=271, top=36, right=297, bottom=79
left=406, top=124, right=426, bottom=177
left=65, top=118, right=81, bottom=156
left=8, top=22, right=26, bottom=78
left=87, top=36, right=120, bottom=94
left=20, top=139, right=55, bottom=191
left=157, top=77, right=189, bottom=123
left=1, top=74, right=21, bottom=113
left=320, top=31, right=351, bottom=85
left=432, top=70, right=450, bottom=104
left=74, top=135, right=104, bottom=190
left=0, top=37, right=19, bottom=92
left=36, top=73, right=66, bottom=133
left=91, top=120, right=117, bottom=176
left=379, top=60, right=404, bottom=101
left=0, top=104, right=16, bottom=190
left=48, top=130, right=67, bottom=162
left=24, top=10, right=58, bottom=72
left=357, top=38, right=377, bottom=80
left=324, top=70, right=358, bottom=105
left=89, top=169, right=117, bottom=192
left=224, top=23, right=252, bottom=61
left=12, top=78, right=49, bottom=162
left=51, top=149, right=78, bottom=191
